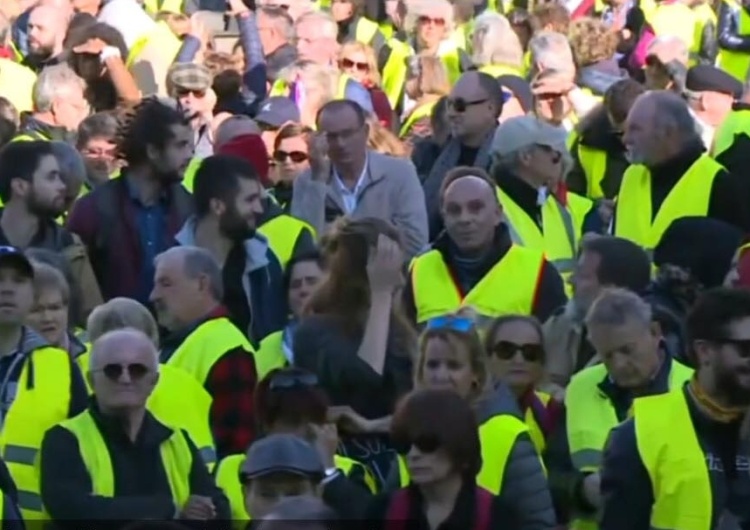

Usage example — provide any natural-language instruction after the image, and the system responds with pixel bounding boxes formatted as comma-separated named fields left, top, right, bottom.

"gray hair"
left=155, top=246, right=224, bottom=302
left=648, top=91, right=703, bottom=145
left=295, top=10, right=337, bottom=39
left=32, top=64, right=86, bottom=113
left=87, top=297, right=160, bottom=347
left=404, top=0, right=454, bottom=33
left=471, top=12, right=523, bottom=69
left=259, top=6, right=295, bottom=42
left=528, top=31, right=575, bottom=75
left=585, top=287, right=653, bottom=328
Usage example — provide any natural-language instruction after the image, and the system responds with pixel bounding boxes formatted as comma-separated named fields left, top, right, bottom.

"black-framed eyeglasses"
left=708, top=338, right=750, bottom=358
left=491, top=340, right=545, bottom=363
left=269, top=370, right=319, bottom=390
left=273, top=150, right=309, bottom=163
left=93, top=363, right=150, bottom=382
left=447, top=97, right=488, bottom=113
left=393, top=434, right=441, bottom=455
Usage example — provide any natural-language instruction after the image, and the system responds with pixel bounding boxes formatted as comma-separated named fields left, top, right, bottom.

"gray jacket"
left=290, top=151, right=428, bottom=259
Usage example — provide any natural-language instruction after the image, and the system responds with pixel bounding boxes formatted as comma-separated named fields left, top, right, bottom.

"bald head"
left=89, top=328, right=158, bottom=371
left=28, top=5, right=68, bottom=57
left=441, top=174, right=502, bottom=255
left=443, top=175, right=497, bottom=205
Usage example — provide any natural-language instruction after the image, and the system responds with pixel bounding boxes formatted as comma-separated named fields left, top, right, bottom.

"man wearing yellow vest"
left=150, top=246, right=262, bottom=459
left=0, top=246, right=88, bottom=519
left=600, top=287, right=750, bottom=530
left=403, top=167, right=567, bottom=326
left=39, top=329, right=230, bottom=522
left=614, top=90, right=750, bottom=253
left=548, top=288, right=692, bottom=530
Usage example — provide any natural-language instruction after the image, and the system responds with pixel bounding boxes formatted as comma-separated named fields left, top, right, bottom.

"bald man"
left=23, top=4, right=69, bottom=71
left=40, top=329, right=231, bottom=523
left=403, top=167, right=566, bottom=326
left=12, top=0, right=71, bottom=60
left=614, top=91, right=749, bottom=252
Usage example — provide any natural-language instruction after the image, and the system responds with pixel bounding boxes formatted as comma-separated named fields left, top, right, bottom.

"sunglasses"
left=340, top=58, right=369, bottom=72
left=94, top=363, right=150, bottom=381
left=176, top=88, right=206, bottom=99
left=274, top=150, right=308, bottom=163
left=710, top=338, right=750, bottom=358
left=426, top=315, right=474, bottom=333
left=491, top=341, right=544, bottom=363
left=447, top=97, right=487, bottom=113
left=269, top=370, right=319, bottom=390
left=417, top=16, right=446, bottom=26
left=536, top=144, right=562, bottom=164
left=394, top=434, right=441, bottom=455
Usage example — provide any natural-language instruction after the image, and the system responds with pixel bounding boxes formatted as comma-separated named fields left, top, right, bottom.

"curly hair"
left=115, top=98, right=190, bottom=167
left=568, top=17, right=618, bottom=67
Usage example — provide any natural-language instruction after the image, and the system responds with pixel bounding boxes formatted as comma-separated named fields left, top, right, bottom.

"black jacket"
left=40, top=400, right=230, bottom=525
left=718, top=0, right=750, bottom=55
left=716, top=102, right=750, bottom=176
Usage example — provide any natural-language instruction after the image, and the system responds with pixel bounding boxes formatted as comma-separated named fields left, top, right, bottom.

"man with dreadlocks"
left=66, top=98, right=194, bottom=305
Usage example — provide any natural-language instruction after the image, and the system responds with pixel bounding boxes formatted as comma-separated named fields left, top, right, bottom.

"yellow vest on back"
left=712, top=109, right=750, bottom=157
left=410, top=245, right=544, bottom=323
left=143, top=0, right=183, bottom=14
left=257, top=215, right=316, bottom=270
left=576, top=143, right=609, bottom=199
left=614, top=155, right=721, bottom=251
left=649, top=2, right=697, bottom=52
left=355, top=17, right=381, bottom=45
left=382, top=39, right=412, bottom=109
left=719, top=0, right=750, bottom=82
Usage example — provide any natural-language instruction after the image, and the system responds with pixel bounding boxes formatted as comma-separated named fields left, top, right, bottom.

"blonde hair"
left=404, top=0, right=454, bottom=33
left=367, top=117, right=410, bottom=157
left=87, top=297, right=160, bottom=347
left=408, top=54, right=451, bottom=97
left=568, top=17, right=619, bottom=67
left=471, top=11, right=524, bottom=70
left=339, top=41, right=381, bottom=86
left=279, top=60, right=340, bottom=103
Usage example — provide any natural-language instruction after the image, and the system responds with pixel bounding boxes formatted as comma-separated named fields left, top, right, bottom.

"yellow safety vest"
left=496, top=187, right=592, bottom=278
left=381, top=38, right=412, bottom=109
left=166, top=317, right=254, bottom=385
left=614, top=155, right=721, bottom=251
left=257, top=215, right=316, bottom=270
left=479, top=64, right=522, bottom=78
left=270, top=75, right=351, bottom=100
left=576, top=144, right=609, bottom=200
left=126, top=21, right=181, bottom=69
left=1, top=347, right=72, bottom=519
left=181, top=157, right=205, bottom=193
left=59, top=409, right=192, bottom=506
left=255, top=330, right=287, bottom=380
left=399, top=101, right=436, bottom=139
left=649, top=2, right=697, bottom=52
left=437, top=42, right=462, bottom=86
left=410, top=245, right=544, bottom=324
left=525, top=391, right=552, bottom=456
left=398, top=413, right=530, bottom=494
left=712, top=109, right=750, bottom=157
left=143, top=0, right=183, bottom=15
left=689, top=3, right=717, bottom=66
left=634, top=389, right=712, bottom=530
left=355, top=17, right=381, bottom=45
left=719, top=0, right=750, bottom=82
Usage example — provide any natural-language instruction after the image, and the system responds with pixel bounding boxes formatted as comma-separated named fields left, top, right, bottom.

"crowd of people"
left=0, top=0, right=749, bottom=528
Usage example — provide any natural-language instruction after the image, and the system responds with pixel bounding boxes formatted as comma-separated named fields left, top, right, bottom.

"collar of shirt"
left=333, top=155, right=368, bottom=213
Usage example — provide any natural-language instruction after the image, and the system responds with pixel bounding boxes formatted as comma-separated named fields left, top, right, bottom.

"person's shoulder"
left=369, top=151, right=417, bottom=174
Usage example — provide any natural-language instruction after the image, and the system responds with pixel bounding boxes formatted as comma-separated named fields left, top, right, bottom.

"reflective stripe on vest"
left=59, top=409, right=192, bottom=505
left=410, top=245, right=544, bottom=324
left=257, top=214, right=316, bottom=270
left=399, top=101, right=435, bottom=138
left=382, top=39, right=411, bottom=108
left=719, top=0, right=750, bottom=82
left=712, top=109, right=750, bottom=157
left=1, top=346, right=71, bottom=519
left=634, top=389, right=711, bottom=530
left=577, top=144, right=608, bottom=200
left=614, top=155, right=721, bottom=251
left=11, top=130, right=51, bottom=143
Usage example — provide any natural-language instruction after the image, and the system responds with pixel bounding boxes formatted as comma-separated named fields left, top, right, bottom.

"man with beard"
left=176, top=154, right=286, bottom=344
left=600, top=287, right=750, bottom=530
left=67, top=99, right=194, bottom=305
left=23, top=4, right=69, bottom=72
left=0, top=141, right=100, bottom=324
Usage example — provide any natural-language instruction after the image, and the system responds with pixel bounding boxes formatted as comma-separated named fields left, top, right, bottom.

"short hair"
left=32, top=63, right=85, bottom=113
left=258, top=6, right=295, bottom=42
left=25, top=247, right=81, bottom=324
left=404, top=0, right=454, bottom=33
left=273, top=122, right=313, bottom=153
left=391, top=388, right=482, bottom=478
left=604, top=79, right=646, bottom=125
left=585, top=287, right=653, bottom=328
left=155, top=246, right=224, bottom=302
left=295, top=10, right=337, bottom=39
left=255, top=367, right=330, bottom=430
left=687, top=288, right=750, bottom=344
left=439, top=166, right=496, bottom=203
left=87, top=297, right=160, bottom=346
left=76, top=111, right=118, bottom=149
left=316, top=99, right=367, bottom=128
left=647, top=35, right=689, bottom=65
left=530, top=2, right=570, bottom=34
left=475, top=71, right=506, bottom=118
left=528, top=31, right=574, bottom=75
left=0, top=141, right=55, bottom=203
left=30, top=261, right=70, bottom=304
left=581, top=236, right=651, bottom=294
left=568, top=17, right=618, bottom=67
left=283, top=250, right=325, bottom=295
left=193, top=154, right=259, bottom=219
left=0, top=97, right=19, bottom=125
left=471, top=12, right=523, bottom=70
left=115, top=98, right=190, bottom=167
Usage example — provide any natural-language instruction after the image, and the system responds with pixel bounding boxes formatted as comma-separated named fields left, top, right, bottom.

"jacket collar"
left=88, top=397, right=173, bottom=448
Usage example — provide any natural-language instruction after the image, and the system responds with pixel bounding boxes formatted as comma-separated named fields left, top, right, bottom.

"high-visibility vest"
left=712, top=108, right=750, bottom=157
left=1, top=346, right=72, bottom=519
left=566, top=360, right=693, bottom=530
left=410, top=245, right=544, bottom=324
left=689, top=3, right=717, bottom=66
left=181, top=157, right=206, bottom=193
left=397, top=413, right=531, bottom=494
left=399, top=100, right=436, bottom=138
left=255, top=330, right=287, bottom=380
left=355, top=17, right=381, bottom=46
left=166, top=317, right=254, bottom=385
left=525, top=391, right=552, bottom=455
left=478, top=64, right=522, bottom=78
left=270, top=75, right=351, bottom=99
left=58, top=409, right=192, bottom=506
left=648, top=2, right=697, bottom=52
left=11, top=129, right=51, bottom=143
left=126, top=21, right=181, bottom=69
left=437, top=42, right=462, bottom=86
left=634, top=389, right=712, bottom=530
left=257, top=214, right=316, bottom=270
left=614, top=155, right=721, bottom=252
left=496, top=187, right=592, bottom=279
left=143, top=0, right=183, bottom=15
left=719, top=0, right=750, bottom=82
left=381, top=38, right=412, bottom=109
left=576, top=143, right=609, bottom=200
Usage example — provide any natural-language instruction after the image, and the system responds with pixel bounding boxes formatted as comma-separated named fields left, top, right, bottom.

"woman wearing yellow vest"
left=399, top=55, right=450, bottom=143
left=471, top=11, right=526, bottom=80
left=215, top=367, right=376, bottom=528
left=330, top=0, right=388, bottom=55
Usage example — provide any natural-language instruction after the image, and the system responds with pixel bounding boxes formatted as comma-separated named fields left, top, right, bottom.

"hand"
left=228, top=0, right=251, bottom=14
left=582, top=473, right=602, bottom=508
left=189, top=13, right=211, bottom=46
left=327, top=405, right=373, bottom=434
left=367, top=234, right=403, bottom=293
left=179, top=495, right=215, bottom=520
left=531, top=72, right=575, bottom=98
left=309, top=422, right=338, bottom=468
left=307, top=133, right=331, bottom=181
left=72, top=38, right=108, bottom=55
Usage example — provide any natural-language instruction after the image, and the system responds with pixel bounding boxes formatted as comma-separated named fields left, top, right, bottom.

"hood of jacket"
left=577, top=59, right=627, bottom=96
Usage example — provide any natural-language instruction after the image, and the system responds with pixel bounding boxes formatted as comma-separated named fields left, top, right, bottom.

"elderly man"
left=257, top=6, right=297, bottom=81
left=643, top=35, right=689, bottom=90
left=167, top=63, right=215, bottom=160
left=614, top=90, right=750, bottom=252
left=40, top=329, right=230, bottom=522
left=684, top=65, right=741, bottom=149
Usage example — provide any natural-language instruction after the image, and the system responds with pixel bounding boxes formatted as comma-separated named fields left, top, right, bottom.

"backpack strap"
left=473, top=487, right=494, bottom=530
left=385, top=488, right=411, bottom=530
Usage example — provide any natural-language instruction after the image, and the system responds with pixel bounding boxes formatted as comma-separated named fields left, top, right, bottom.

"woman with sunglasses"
left=271, top=122, right=313, bottom=210
left=484, top=315, right=563, bottom=456
left=337, top=42, right=395, bottom=129
left=214, top=367, right=377, bottom=527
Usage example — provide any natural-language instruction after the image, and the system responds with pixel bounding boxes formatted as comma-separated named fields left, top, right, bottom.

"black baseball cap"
left=0, top=247, right=34, bottom=278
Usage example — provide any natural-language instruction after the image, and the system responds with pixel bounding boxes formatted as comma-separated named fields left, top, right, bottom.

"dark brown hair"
left=255, top=367, right=330, bottom=430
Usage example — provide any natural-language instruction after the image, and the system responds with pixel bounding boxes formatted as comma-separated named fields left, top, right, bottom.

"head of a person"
left=603, top=78, right=646, bottom=140
left=530, top=2, right=570, bottom=34
left=0, top=248, right=34, bottom=327
left=295, top=11, right=339, bottom=65
left=316, top=99, right=369, bottom=170
left=338, top=41, right=379, bottom=87
left=204, top=52, right=243, bottom=105
left=490, top=115, right=567, bottom=189
left=404, top=54, right=451, bottom=101
left=415, top=312, right=489, bottom=401
left=644, top=36, right=689, bottom=90
left=568, top=17, right=618, bottom=69
left=447, top=71, right=505, bottom=143
left=257, top=496, right=338, bottom=530
left=273, top=122, right=312, bottom=185
left=624, top=90, right=701, bottom=167
left=367, top=116, right=409, bottom=156
left=49, top=141, right=86, bottom=215
left=391, top=388, right=481, bottom=485
left=214, top=114, right=262, bottom=150
left=115, top=98, right=193, bottom=180
left=0, top=141, right=66, bottom=219
left=167, top=63, right=214, bottom=127
left=281, top=61, right=340, bottom=127
left=571, top=235, right=652, bottom=317
left=26, top=260, right=70, bottom=347
left=406, top=0, right=453, bottom=51
left=28, top=5, right=67, bottom=58
left=724, top=242, right=750, bottom=288
left=215, top=133, right=272, bottom=188
left=484, top=315, right=545, bottom=395
left=688, top=288, right=750, bottom=406
left=330, top=0, right=363, bottom=22
left=527, top=31, right=575, bottom=81
left=87, top=297, right=160, bottom=346
left=150, top=247, right=223, bottom=332
left=241, top=434, right=324, bottom=520
left=193, top=154, right=265, bottom=242
left=508, top=9, right=533, bottom=51
left=497, top=75, right=533, bottom=123
left=76, top=111, right=120, bottom=185
left=285, top=251, right=326, bottom=320
left=64, top=20, right=128, bottom=99
left=684, top=65, right=741, bottom=127
left=585, top=288, right=662, bottom=389
left=439, top=168, right=501, bottom=257
left=25, top=247, right=80, bottom=325
left=256, top=96, right=303, bottom=153
left=257, top=7, right=295, bottom=57
left=70, top=0, right=100, bottom=16
left=470, top=11, right=523, bottom=70
left=87, top=329, right=160, bottom=413
left=256, top=367, right=330, bottom=436
left=32, top=64, right=89, bottom=132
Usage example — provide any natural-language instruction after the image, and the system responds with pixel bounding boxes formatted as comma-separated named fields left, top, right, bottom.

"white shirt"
left=333, top=157, right=368, bottom=214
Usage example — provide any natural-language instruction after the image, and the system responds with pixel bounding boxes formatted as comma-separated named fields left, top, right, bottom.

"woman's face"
left=287, top=259, right=324, bottom=319
left=274, top=135, right=310, bottom=184
left=416, top=15, right=447, bottom=50
left=27, top=287, right=68, bottom=347
left=339, top=50, right=371, bottom=85
left=404, top=441, right=454, bottom=485
left=420, top=336, right=476, bottom=399
left=487, top=321, right=544, bottom=394
left=331, top=0, right=354, bottom=22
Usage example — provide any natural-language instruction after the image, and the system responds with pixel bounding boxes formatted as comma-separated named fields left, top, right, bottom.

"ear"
left=209, top=197, right=226, bottom=217
left=692, top=339, right=715, bottom=368
left=362, top=121, right=370, bottom=138
left=145, top=143, right=159, bottom=164
left=10, top=177, right=29, bottom=200
left=649, top=320, right=663, bottom=339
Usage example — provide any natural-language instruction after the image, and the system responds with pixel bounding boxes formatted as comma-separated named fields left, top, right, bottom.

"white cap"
left=490, top=116, right=568, bottom=158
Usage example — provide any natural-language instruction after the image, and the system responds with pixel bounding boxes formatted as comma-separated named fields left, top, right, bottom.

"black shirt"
left=222, top=243, right=251, bottom=337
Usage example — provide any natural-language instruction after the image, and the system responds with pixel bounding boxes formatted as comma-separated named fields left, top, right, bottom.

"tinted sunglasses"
left=175, top=88, right=207, bottom=98
left=491, top=341, right=544, bottom=363
left=269, top=370, right=319, bottom=390
left=95, top=363, right=150, bottom=381
left=426, top=315, right=474, bottom=333
left=709, top=338, right=750, bottom=358
left=417, top=16, right=446, bottom=26
left=274, top=150, right=309, bottom=163
left=340, top=58, right=369, bottom=72
left=394, top=434, right=441, bottom=455
left=447, top=97, right=487, bottom=113
left=536, top=144, right=562, bottom=164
